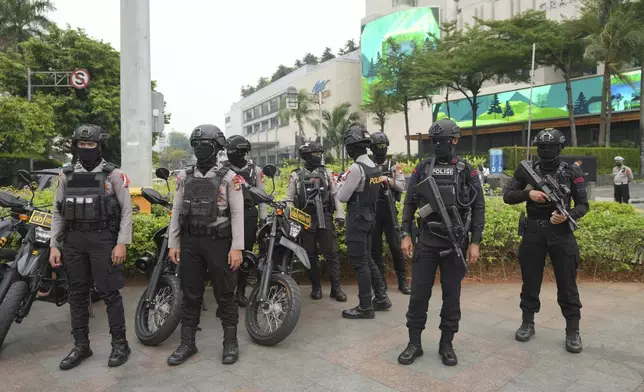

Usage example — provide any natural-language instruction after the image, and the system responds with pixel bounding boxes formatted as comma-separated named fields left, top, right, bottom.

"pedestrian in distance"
left=166, top=124, right=244, bottom=366
left=50, top=124, right=133, bottom=370
left=397, top=119, right=485, bottom=367
left=612, top=156, right=633, bottom=204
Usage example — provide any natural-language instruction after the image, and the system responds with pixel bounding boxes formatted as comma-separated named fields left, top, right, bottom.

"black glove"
left=335, top=218, right=345, bottom=228
left=259, top=219, right=267, bottom=227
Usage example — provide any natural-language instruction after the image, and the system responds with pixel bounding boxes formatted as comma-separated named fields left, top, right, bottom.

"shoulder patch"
left=573, top=177, right=585, bottom=184
left=451, top=157, right=457, bottom=164
left=470, top=169, right=479, bottom=178
left=232, top=174, right=245, bottom=190
left=396, top=163, right=403, bottom=175
left=120, top=172, right=131, bottom=188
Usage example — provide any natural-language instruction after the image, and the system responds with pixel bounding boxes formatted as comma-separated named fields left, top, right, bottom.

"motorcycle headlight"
left=289, top=221, right=302, bottom=238
left=35, top=226, right=51, bottom=245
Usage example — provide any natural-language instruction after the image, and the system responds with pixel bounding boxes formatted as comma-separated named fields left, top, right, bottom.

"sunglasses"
left=191, top=140, right=214, bottom=147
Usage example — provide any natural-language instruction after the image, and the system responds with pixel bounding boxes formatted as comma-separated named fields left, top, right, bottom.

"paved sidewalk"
left=1, top=281, right=644, bottom=392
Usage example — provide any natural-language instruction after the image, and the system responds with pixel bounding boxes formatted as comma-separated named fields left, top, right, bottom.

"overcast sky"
left=48, top=0, right=365, bottom=137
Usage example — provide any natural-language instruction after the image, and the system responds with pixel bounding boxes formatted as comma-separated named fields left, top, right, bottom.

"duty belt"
left=68, top=220, right=110, bottom=232
left=615, top=182, right=628, bottom=186
left=527, top=218, right=551, bottom=228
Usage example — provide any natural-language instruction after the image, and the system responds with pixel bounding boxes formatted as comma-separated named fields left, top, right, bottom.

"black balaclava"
left=77, top=145, right=102, bottom=172
left=372, top=146, right=387, bottom=164
left=432, top=137, right=454, bottom=162
left=537, top=144, right=561, bottom=172
left=227, top=150, right=247, bottom=168
left=346, top=145, right=367, bottom=160
left=303, top=153, right=322, bottom=170
left=193, top=142, right=217, bottom=175
left=616, top=161, right=623, bottom=167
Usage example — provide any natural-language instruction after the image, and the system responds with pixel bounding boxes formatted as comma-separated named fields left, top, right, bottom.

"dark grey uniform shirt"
left=227, top=161, right=268, bottom=220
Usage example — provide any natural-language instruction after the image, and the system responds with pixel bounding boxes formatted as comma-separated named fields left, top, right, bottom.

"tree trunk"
left=471, top=97, right=479, bottom=154
left=606, top=95, right=613, bottom=147
left=446, top=87, right=451, bottom=119
left=403, top=98, right=411, bottom=158
left=598, top=66, right=610, bottom=146
left=640, top=64, right=644, bottom=176
left=565, top=75, right=578, bottom=147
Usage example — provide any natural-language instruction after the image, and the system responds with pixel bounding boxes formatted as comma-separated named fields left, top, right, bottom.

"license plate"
left=29, top=210, right=53, bottom=229
left=289, top=208, right=311, bottom=228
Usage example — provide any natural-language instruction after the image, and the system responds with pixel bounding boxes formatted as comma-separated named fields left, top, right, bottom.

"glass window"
left=392, top=0, right=417, bottom=6
left=270, top=118, right=278, bottom=129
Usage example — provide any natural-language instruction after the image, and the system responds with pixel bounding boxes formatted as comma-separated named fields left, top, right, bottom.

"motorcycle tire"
left=0, top=268, right=18, bottom=305
left=245, top=273, right=301, bottom=346
left=0, top=280, right=28, bottom=350
left=134, top=274, right=182, bottom=346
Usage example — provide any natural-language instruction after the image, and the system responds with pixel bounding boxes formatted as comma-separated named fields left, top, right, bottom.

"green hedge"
left=500, top=147, right=640, bottom=175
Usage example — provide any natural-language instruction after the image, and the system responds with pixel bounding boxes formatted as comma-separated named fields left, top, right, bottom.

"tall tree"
left=0, top=0, right=55, bottom=50
left=294, top=59, right=304, bottom=68
left=167, top=131, right=191, bottom=156
left=241, top=85, right=256, bottom=98
left=481, top=11, right=593, bottom=147
left=271, top=64, right=294, bottom=82
left=320, top=47, right=335, bottom=62
left=0, top=94, right=55, bottom=154
left=302, top=53, right=319, bottom=65
left=338, top=39, right=358, bottom=55
left=361, top=81, right=402, bottom=132
left=279, top=88, right=316, bottom=145
left=631, top=0, right=644, bottom=175
left=256, top=77, right=271, bottom=90
left=313, top=102, right=360, bottom=157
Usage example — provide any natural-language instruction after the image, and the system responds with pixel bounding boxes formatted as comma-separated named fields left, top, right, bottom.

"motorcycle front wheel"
left=0, top=280, right=28, bottom=350
left=245, top=273, right=301, bottom=346
left=134, top=274, right=182, bottom=346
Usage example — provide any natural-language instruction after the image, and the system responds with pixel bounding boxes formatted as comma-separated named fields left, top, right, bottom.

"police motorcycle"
left=133, top=168, right=183, bottom=346
left=243, top=164, right=312, bottom=346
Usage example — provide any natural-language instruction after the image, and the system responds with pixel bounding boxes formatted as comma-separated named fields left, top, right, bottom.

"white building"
left=152, top=133, right=167, bottom=153
left=224, top=52, right=363, bottom=166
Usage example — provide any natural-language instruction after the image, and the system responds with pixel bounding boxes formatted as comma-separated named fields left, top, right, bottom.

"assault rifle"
left=313, top=178, right=326, bottom=230
left=383, top=181, right=402, bottom=242
left=519, top=160, right=578, bottom=231
left=414, top=175, right=470, bottom=271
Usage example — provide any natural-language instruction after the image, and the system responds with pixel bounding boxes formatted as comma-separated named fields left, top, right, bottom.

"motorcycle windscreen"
left=278, top=237, right=310, bottom=269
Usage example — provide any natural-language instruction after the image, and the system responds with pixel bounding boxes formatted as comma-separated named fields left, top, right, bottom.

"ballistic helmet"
left=534, top=128, right=566, bottom=148
left=343, top=123, right=372, bottom=147
left=72, top=124, right=109, bottom=144
left=429, top=119, right=461, bottom=139
left=190, top=124, right=226, bottom=148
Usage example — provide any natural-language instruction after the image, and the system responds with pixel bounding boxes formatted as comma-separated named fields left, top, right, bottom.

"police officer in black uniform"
left=225, top=135, right=267, bottom=307
left=286, top=142, right=347, bottom=301
left=167, top=124, right=245, bottom=365
left=336, top=124, right=392, bottom=319
left=370, top=131, right=411, bottom=295
left=503, top=128, right=587, bottom=353
left=49, top=125, right=133, bottom=370
left=397, top=119, right=485, bottom=367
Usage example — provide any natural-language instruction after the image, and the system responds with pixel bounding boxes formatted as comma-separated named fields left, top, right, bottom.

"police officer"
left=397, top=119, right=485, bottom=367
left=167, top=124, right=245, bottom=365
left=369, top=132, right=411, bottom=295
left=225, top=135, right=267, bottom=307
left=49, top=124, right=133, bottom=370
left=503, top=128, right=587, bottom=354
left=336, top=124, right=392, bottom=319
left=286, top=142, right=347, bottom=301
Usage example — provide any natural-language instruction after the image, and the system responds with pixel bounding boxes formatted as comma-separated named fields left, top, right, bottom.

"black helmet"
left=190, top=124, right=226, bottom=149
left=72, top=124, right=109, bottom=144
left=429, top=119, right=461, bottom=138
left=226, top=135, right=251, bottom=153
left=370, top=131, right=389, bottom=147
left=298, top=141, right=324, bottom=157
left=534, top=128, right=566, bottom=148
left=344, top=123, right=372, bottom=147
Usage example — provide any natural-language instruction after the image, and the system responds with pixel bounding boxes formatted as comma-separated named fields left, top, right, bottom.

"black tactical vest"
left=180, top=166, right=230, bottom=233
left=376, top=160, right=402, bottom=202
left=62, top=163, right=120, bottom=225
left=230, top=163, right=256, bottom=210
left=526, top=161, right=572, bottom=219
left=348, top=163, right=381, bottom=214
left=294, top=167, right=332, bottom=211
left=418, top=157, right=471, bottom=226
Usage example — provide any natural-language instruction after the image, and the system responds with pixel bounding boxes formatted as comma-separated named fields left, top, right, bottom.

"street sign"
left=70, top=68, right=90, bottom=89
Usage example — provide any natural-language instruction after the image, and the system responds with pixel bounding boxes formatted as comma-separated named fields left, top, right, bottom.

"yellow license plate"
left=29, top=210, right=53, bottom=229
left=289, top=208, right=311, bottom=228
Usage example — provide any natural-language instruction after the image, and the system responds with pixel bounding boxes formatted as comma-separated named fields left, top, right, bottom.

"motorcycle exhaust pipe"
left=135, top=252, right=156, bottom=274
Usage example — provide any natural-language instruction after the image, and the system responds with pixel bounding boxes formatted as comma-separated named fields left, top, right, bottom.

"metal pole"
left=318, top=91, right=324, bottom=164
left=27, top=68, right=33, bottom=172
left=120, top=0, right=153, bottom=187
left=526, top=43, right=536, bottom=162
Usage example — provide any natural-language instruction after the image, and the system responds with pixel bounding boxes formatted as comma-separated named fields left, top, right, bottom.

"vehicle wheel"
left=0, top=281, right=28, bottom=350
left=245, top=273, right=301, bottom=346
left=0, top=268, right=18, bottom=304
left=135, top=274, right=182, bottom=346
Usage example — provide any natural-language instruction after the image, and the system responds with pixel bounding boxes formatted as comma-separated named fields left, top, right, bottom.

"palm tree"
left=315, top=102, right=360, bottom=157
left=0, top=0, right=56, bottom=50
left=279, top=89, right=317, bottom=147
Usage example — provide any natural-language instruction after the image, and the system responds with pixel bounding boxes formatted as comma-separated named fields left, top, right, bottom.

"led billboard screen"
left=435, top=69, right=641, bottom=128
left=360, top=7, right=440, bottom=104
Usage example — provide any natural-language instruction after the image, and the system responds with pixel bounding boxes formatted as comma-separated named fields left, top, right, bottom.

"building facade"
left=224, top=52, right=362, bottom=166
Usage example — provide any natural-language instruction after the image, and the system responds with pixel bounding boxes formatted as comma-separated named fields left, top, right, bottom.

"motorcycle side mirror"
left=155, top=167, right=170, bottom=180
left=262, top=165, right=277, bottom=178
left=16, top=169, right=35, bottom=205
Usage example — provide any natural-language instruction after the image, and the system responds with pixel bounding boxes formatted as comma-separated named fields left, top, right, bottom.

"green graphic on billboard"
left=435, top=69, right=641, bottom=128
left=360, top=7, right=440, bottom=104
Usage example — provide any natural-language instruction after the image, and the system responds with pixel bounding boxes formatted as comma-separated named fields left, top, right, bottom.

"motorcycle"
left=133, top=168, right=182, bottom=346
left=243, top=164, right=312, bottom=346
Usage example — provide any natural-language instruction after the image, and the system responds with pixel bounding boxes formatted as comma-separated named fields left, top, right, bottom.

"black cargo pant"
left=371, top=199, right=407, bottom=282
left=238, top=207, right=258, bottom=296
left=180, top=234, right=238, bottom=328
left=406, top=242, right=466, bottom=332
left=64, top=230, right=125, bottom=332
left=346, top=206, right=386, bottom=308
left=614, top=184, right=630, bottom=203
left=301, top=212, right=341, bottom=290
left=519, top=219, right=582, bottom=330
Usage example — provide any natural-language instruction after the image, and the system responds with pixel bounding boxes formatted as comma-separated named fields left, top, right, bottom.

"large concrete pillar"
left=120, top=0, right=152, bottom=187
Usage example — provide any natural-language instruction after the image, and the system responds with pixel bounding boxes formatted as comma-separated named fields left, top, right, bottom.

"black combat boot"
left=398, top=275, right=411, bottom=295
left=515, top=321, right=536, bottom=342
left=439, top=331, right=458, bottom=366
left=373, top=285, right=392, bottom=311
left=167, top=326, right=198, bottom=366
left=222, top=326, right=239, bottom=364
left=311, top=286, right=322, bottom=300
left=565, top=330, right=583, bottom=353
left=342, top=295, right=375, bottom=319
left=330, top=287, right=347, bottom=302
left=398, top=328, right=424, bottom=365
left=379, top=266, right=388, bottom=290
left=236, top=287, right=248, bottom=308
left=59, top=327, right=93, bottom=370
left=108, top=328, right=131, bottom=367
